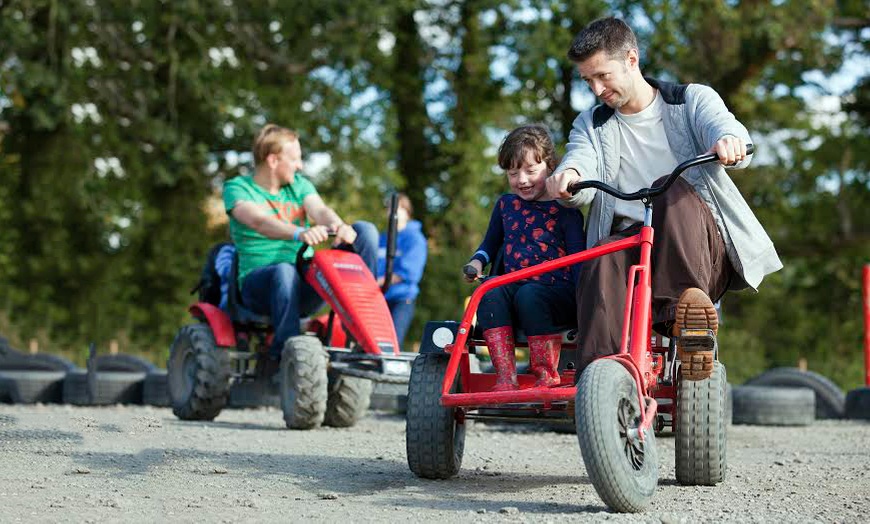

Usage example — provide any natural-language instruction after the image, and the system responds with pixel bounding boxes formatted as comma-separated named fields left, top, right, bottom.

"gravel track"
left=0, top=404, right=868, bottom=522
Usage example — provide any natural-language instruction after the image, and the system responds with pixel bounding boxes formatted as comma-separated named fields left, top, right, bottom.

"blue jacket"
left=377, top=220, right=427, bottom=302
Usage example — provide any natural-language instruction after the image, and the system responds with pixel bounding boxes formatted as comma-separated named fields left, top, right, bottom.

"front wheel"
left=168, top=324, right=231, bottom=420
left=576, top=359, right=658, bottom=513
left=280, top=335, right=328, bottom=429
left=406, top=353, right=465, bottom=479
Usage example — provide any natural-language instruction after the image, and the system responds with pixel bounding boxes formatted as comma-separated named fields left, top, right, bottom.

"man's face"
left=577, top=50, right=637, bottom=109
left=272, top=139, right=304, bottom=184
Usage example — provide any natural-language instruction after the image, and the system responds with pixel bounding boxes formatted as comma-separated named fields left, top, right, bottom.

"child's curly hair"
left=497, top=124, right=557, bottom=174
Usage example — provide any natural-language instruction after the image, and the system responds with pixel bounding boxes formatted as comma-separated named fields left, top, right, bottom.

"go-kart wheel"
left=323, top=370, right=372, bottom=428
left=575, top=359, right=658, bottom=513
left=280, top=335, right=328, bottom=430
left=406, top=353, right=465, bottom=479
left=168, top=324, right=231, bottom=420
left=675, top=361, right=727, bottom=485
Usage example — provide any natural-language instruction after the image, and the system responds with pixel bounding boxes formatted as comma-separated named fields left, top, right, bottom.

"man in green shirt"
left=223, top=124, right=378, bottom=363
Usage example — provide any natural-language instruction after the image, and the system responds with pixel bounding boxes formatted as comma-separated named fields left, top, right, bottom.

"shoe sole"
left=675, top=288, right=718, bottom=381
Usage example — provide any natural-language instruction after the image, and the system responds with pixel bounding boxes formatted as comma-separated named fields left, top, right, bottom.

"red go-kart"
left=168, top=195, right=414, bottom=429
left=405, top=148, right=752, bottom=512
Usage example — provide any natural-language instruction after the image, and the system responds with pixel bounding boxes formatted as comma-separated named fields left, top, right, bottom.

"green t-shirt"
left=223, top=173, right=316, bottom=286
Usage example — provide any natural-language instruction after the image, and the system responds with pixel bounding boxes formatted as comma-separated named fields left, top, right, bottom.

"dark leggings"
left=477, top=282, right=576, bottom=336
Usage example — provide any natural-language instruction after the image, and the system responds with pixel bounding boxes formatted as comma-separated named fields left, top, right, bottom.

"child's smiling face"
left=507, top=148, right=550, bottom=201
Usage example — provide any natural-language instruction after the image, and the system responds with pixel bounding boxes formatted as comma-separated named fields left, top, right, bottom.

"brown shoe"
left=675, top=288, right=718, bottom=381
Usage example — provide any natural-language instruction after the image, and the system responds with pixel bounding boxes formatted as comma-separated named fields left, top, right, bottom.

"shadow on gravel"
left=168, top=419, right=287, bottom=431
left=0, top=428, right=83, bottom=445
left=66, top=447, right=597, bottom=508
left=386, top=496, right=607, bottom=515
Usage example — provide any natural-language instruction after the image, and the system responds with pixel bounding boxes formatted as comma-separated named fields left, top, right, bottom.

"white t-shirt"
left=613, top=90, right=679, bottom=231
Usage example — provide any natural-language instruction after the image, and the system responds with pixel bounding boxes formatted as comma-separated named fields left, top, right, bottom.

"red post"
left=863, top=265, right=870, bottom=386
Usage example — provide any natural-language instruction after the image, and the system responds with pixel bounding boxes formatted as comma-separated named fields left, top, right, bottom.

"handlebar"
left=567, top=144, right=755, bottom=201
left=294, top=228, right=339, bottom=268
left=463, top=264, right=480, bottom=280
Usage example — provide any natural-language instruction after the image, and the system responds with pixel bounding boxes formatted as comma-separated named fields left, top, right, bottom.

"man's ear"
left=265, top=152, right=278, bottom=169
left=626, top=48, right=640, bottom=70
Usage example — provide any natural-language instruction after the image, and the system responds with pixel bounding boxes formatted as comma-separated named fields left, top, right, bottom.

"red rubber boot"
left=483, top=326, right=518, bottom=391
left=528, top=334, right=562, bottom=387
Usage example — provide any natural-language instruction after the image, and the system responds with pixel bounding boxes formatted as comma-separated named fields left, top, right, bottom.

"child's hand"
left=462, top=260, right=483, bottom=282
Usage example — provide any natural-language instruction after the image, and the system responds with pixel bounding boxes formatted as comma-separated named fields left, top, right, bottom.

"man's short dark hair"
left=567, top=17, right=638, bottom=63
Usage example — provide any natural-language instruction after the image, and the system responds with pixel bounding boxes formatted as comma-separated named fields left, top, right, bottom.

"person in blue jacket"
left=376, top=193, right=428, bottom=349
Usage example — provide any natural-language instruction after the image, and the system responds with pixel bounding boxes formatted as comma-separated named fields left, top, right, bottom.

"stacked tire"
left=0, top=338, right=75, bottom=404
left=732, top=367, right=848, bottom=426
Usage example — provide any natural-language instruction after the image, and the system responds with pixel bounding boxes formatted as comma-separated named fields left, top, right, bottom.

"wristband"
left=293, top=228, right=307, bottom=242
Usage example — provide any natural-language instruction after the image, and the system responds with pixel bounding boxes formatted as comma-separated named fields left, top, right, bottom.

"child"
left=463, top=124, right=585, bottom=390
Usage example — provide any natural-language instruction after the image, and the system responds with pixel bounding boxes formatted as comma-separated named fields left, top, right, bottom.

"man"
left=546, top=17, right=782, bottom=380
left=223, top=124, right=378, bottom=366
left=376, top=193, right=428, bottom=349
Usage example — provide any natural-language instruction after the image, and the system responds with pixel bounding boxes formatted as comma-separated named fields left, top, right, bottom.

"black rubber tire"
left=229, top=379, right=280, bottom=409
left=575, top=359, right=658, bottom=513
left=90, top=372, right=147, bottom=405
left=143, top=370, right=170, bottom=407
left=63, top=369, right=91, bottom=405
left=845, top=387, right=870, bottom=420
left=745, top=367, right=845, bottom=419
left=732, top=385, right=815, bottom=426
left=0, top=378, right=9, bottom=403
left=675, top=361, right=727, bottom=485
left=168, top=324, right=231, bottom=421
left=92, top=354, right=156, bottom=373
left=369, top=381, right=408, bottom=413
left=0, top=350, right=75, bottom=372
left=280, top=335, right=328, bottom=429
left=725, top=382, right=733, bottom=426
left=0, top=370, right=67, bottom=404
left=406, top=353, right=466, bottom=479
left=324, top=370, right=373, bottom=427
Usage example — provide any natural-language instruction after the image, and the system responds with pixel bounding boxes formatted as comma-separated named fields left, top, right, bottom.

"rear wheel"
left=675, top=361, right=727, bottom=485
left=324, top=369, right=372, bottom=428
left=576, top=359, right=658, bottom=513
left=406, top=353, right=465, bottom=479
left=168, top=324, right=231, bottom=420
left=280, top=336, right=328, bottom=429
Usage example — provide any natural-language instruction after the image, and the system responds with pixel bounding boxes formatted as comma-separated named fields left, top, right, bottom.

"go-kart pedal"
left=675, top=287, right=719, bottom=381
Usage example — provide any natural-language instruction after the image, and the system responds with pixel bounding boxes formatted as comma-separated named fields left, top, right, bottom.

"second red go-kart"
left=168, top=195, right=414, bottom=429
left=405, top=147, right=753, bottom=512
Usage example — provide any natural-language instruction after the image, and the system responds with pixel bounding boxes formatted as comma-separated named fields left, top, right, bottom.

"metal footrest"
left=677, top=328, right=715, bottom=351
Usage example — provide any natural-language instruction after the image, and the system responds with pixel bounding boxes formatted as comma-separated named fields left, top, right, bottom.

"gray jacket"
left=557, top=78, right=782, bottom=291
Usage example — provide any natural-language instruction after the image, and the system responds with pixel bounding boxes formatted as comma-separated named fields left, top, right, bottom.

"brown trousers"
left=575, top=178, right=733, bottom=371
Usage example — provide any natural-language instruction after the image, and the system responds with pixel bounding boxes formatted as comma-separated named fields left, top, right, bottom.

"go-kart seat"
left=227, top=252, right=272, bottom=326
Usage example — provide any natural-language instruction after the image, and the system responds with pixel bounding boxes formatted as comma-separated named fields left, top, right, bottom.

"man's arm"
left=231, top=201, right=329, bottom=245
left=546, top=111, right=600, bottom=206
left=689, top=84, right=752, bottom=168
left=302, top=193, right=356, bottom=244
left=231, top=201, right=297, bottom=240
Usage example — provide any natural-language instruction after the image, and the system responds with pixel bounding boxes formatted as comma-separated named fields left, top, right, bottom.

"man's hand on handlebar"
left=299, top=225, right=331, bottom=246
left=708, top=135, right=748, bottom=167
left=462, top=260, right=483, bottom=282
left=546, top=168, right=582, bottom=200
left=332, top=223, right=356, bottom=246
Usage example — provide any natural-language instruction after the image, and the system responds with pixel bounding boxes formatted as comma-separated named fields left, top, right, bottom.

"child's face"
left=507, top=149, right=549, bottom=201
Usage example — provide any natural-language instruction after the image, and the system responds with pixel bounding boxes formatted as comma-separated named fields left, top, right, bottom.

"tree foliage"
left=0, top=0, right=867, bottom=387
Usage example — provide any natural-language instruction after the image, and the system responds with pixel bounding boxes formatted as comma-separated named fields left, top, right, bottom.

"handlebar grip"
left=746, top=144, right=755, bottom=155
left=462, top=264, right=479, bottom=279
